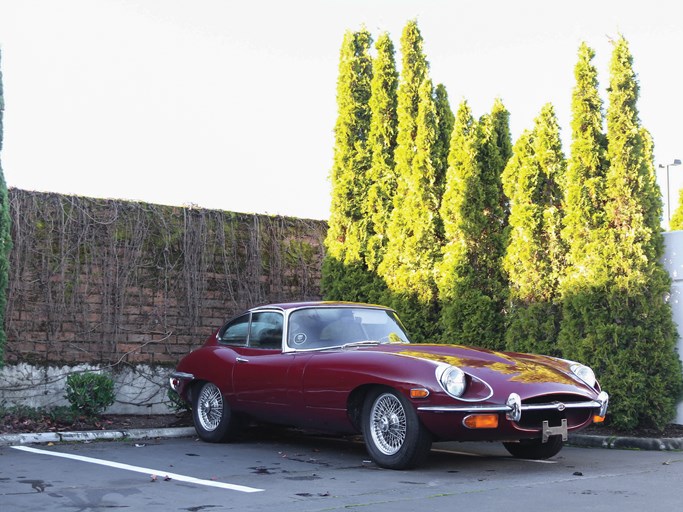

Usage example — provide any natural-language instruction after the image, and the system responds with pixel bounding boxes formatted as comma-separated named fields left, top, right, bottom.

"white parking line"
left=11, top=445, right=264, bottom=493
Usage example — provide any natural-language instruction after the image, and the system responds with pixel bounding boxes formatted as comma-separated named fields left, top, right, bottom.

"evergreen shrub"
left=65, top=372, right=116, bottom=418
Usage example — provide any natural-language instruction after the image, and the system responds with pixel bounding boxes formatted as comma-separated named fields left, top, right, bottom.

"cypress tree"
left=377, top=20, right=440, bottom=340
left=669, top=189, right=683, bottom=230
left=503, top=104, right=566, bottom=355
left=0, top=51, right=11, bottom=367
left=487, top=99, right=513, bottom=222
left=602, top=36, right=681, bottom=428
left=558, top=42, right=608, bottom=366
left=365, top=32, right=399, bottom=276
left=379, top=77, right=440, bottom=341
left=560, top=37, right=682, bottom=429
left=479, top=98, right=512, bottom=237
left=560, top=43, right=608, bottom=290
left=437, top=100, right=507, bottom=348
left=392, top=20, right=428, bottom=198
left=322, top=29, right=374, bottom=301
left=488, top=99, right=513, bottom=165
left=433, top=84, right=454, bottom=206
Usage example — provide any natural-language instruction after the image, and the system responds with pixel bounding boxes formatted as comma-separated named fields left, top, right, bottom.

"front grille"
left=518, top=394, right=594, bottom=429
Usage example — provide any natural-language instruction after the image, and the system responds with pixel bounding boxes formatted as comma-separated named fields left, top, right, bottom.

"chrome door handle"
left=235, top=357, right=249, bottom=363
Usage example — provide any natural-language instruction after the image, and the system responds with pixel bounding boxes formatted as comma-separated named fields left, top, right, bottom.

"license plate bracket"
left=542, top=419, right=568, bottom=442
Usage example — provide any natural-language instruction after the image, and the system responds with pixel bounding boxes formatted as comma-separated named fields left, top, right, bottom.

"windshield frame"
left=283, top=305, right=411, bottom=352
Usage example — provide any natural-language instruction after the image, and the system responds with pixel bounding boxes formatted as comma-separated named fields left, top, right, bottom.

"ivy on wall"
left=4, top=189, right=326, bottom=367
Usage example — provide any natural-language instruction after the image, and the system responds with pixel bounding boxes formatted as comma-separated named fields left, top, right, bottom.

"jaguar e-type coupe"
left=170, top=302, right=608, bottom=469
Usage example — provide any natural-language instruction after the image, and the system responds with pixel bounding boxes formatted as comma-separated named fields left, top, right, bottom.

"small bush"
left=65, top=372, right=116, bottom=418
left=0, top=403, right=43, bottom=421
left=0, top=404, right=74, bottom=432
left=47, top=405, right=79, bottom=424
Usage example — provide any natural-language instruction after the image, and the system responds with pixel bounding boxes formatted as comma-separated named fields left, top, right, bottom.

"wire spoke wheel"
left=192, top=381, right=240, bottom=443
left=362, top=387, right=431, bottom=469
left=197, top=383, right=224, bottom=432
left=369, top=392, right=407, bottom=455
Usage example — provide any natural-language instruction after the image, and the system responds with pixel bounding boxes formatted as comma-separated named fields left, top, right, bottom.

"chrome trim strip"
left=520, top=400, right=603, bottom=411
left=170, top=371, right=194, bottom=380
left=418, top=404, right=511, bottom=413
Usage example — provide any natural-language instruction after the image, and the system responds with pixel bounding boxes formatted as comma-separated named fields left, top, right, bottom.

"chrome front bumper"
left=417, top=391, right=609, bottom=422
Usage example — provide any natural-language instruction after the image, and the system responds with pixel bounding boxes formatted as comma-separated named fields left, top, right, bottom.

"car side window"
left=219, top=314, right=250, bottom=346
left=248, top=312, right=283, bottom=350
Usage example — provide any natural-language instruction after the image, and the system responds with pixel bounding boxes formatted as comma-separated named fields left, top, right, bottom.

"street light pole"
left=659, top=159, right=682, bottom=225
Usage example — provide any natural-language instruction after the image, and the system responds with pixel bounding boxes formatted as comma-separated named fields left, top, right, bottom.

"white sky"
left=0, top=0, right=682, bottom=221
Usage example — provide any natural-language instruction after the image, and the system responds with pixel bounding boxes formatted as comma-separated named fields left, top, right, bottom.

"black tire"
left=503, top=436, right=564, bottom=459
left=192, top=381, right=239, bottom=442
left=362, top=387, right=432, bottom=469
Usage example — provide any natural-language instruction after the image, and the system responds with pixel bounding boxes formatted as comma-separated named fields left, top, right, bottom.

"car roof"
left=249, top=301, right=393, bottom=313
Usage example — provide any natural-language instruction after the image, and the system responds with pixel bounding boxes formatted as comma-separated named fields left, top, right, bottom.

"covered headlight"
left=571, top=364, right=596, bottom=388
left=438, top=366, right=467, bottom=398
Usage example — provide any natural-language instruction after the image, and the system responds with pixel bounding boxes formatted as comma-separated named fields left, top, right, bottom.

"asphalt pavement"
left=2, top=428, right=682, bottom=512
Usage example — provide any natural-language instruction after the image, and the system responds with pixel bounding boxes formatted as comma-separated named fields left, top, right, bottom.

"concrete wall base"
left=0, top=363, right=175, bottom=415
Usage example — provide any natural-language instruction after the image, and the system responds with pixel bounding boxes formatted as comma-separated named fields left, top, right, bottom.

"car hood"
left=362, top=343, right=588, bottom=390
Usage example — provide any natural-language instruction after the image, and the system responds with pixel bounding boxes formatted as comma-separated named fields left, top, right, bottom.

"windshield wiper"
left=341, top=340, right=381, bottom=349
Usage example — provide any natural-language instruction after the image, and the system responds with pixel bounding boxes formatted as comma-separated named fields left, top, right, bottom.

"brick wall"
left=4, top=189, right=326, bottom=367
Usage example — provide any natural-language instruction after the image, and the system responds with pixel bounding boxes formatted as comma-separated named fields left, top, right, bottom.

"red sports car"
left=170, top=302, right=608, bottom=469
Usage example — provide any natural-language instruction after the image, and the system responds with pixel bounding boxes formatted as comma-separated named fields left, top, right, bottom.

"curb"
left=0, top=426, right=196, bottom=447
left=1, top=428, right=682, bottom=452
left=568, top=433, right=683, bottom=451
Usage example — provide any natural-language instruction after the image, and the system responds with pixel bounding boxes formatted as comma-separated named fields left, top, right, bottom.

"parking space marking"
left=11, top=445, right=264, bottom=493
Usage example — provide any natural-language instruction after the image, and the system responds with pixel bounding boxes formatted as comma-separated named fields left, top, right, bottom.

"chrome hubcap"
left=370, top=393, right=406, bottom=455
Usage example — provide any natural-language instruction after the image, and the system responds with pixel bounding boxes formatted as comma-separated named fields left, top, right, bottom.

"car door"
left=231, top=311, right=298, bottom=422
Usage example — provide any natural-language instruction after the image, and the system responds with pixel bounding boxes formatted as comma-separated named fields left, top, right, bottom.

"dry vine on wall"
left=4, top=189, right=326, bottom=370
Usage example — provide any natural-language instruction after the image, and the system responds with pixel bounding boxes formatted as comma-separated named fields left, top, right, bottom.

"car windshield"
left=287, top=307, right=411, bottom=350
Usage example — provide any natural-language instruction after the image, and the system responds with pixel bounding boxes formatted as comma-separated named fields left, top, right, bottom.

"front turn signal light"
left=593, top=415, right=605, bottom=423
left=410, top=388, right=430, bottom=399
left=463, top=414, right=499, bottom=429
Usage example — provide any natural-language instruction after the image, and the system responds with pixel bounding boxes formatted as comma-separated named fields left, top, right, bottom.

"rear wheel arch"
left=191, top=380, right=241, bottom=443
